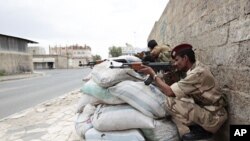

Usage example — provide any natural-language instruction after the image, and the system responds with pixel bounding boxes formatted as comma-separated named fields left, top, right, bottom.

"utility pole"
left=133, top=32, right=136, bottom=47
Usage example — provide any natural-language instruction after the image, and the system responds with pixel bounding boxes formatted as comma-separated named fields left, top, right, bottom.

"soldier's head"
left=171, top=43, right=196, bottom=71
left=147, top=40, right=158, bottom=51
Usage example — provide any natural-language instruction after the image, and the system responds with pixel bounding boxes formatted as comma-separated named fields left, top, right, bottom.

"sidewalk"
left=0, top=90, right=82, bottom=141
left=0, top=71, right=44, bottom=82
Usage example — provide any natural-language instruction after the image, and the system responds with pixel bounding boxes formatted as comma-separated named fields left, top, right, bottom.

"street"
left=0, top=68, right=92, bottom=119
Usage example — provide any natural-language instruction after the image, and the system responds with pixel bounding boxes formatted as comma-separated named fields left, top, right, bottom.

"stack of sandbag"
left=75, top=59, right=180, bottom=141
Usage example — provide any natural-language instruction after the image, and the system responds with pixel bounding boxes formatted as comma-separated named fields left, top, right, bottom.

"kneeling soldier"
left=138, top=43, right=228, bottom=140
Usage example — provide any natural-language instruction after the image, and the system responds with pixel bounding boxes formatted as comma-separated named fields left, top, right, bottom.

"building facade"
left=49, top=44, right=92, bottom=68
left=28, top=46, right=46, bottom=55
left=32, top=54, right=68, bottom=69
left=28, top=46, right=69, bottom=69
left=0, top=34, right=37, bottom=75
left=121, top=43, right=146, bottom=56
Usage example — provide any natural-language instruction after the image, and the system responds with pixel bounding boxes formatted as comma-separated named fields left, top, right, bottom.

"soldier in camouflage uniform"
left=147, top=40, right=184, bottom=85
left=147, top=39, right=172, bottom=62
left=139, top=43, right=228, bottom=140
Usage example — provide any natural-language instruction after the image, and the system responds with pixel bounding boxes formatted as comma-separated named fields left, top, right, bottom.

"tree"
left=92, top=54, right=102, bottom=61
left=109, top=46, right=122, bottom=57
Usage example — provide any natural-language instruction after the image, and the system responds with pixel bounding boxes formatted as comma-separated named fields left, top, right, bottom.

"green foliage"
left=0, top=70, right=6, bottom=76
left=109, top=46, right=122, bottom=57
left=92, top=54, right=102, bottom=61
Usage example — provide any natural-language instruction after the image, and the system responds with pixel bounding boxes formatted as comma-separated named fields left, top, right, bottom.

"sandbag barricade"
left=76, top=56, right=180, bottom=140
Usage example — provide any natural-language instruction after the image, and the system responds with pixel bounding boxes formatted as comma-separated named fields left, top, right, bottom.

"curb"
left=0, top=71, right=45, bottom=82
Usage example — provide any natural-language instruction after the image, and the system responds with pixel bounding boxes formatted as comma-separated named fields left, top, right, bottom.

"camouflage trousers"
left=165, top=97, right=228, bottom=135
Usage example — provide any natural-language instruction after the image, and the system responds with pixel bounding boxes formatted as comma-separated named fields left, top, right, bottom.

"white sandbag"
left=76, top=94, right=103, bottom=113
left=75, top=104, right=96, bottom=138
left=141, top=119, right=180, bottom=141
left=81, top=79, right=125, bottom=105
left=82, top=72, right=92, bottom=81
left=85, top=128, right=145, bottom=141
left=109, top=55, right=141, bottom=63
left=92, top=104, right=155, bottom=131
left=108, top=81, right=168, bottom=118
left=91, top=61, right=144, bottom=88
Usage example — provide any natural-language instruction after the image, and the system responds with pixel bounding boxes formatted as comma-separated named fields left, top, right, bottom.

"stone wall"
left=148, top=0, right=250, bottom=140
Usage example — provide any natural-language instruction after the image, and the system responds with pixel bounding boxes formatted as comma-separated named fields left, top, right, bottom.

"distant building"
left=121, top=43, right=146, bottom=56
left=49, top=44, right=92, bottom=68
left=32, top=54, right=68, bottom=69
left=27, top=46, right=69, bottom=69
left=28, top=46, right=46, bottom=55
left=0, top=34, right=37, bottom=75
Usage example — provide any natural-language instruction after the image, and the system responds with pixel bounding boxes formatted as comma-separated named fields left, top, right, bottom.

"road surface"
left=0, top=68, right=92, bottom=119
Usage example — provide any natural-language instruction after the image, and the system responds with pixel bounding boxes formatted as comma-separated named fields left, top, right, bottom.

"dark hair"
left=177, top=49, right=196, bottom=63
left=142, top=54, right=155, bottom=62
left=147, top=40, right=158, bottom=49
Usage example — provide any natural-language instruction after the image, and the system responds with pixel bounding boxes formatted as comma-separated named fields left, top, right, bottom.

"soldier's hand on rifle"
left=137, top=65, right=156, bottom=78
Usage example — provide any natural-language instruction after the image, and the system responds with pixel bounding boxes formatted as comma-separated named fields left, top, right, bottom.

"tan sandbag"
left=91, top=61, right=144, bottom=88
left=141, top=119, right=180, bottom=141
left=75, top=104, right=96, bottom=138
left=92, top=104, right=155, bottom=131
left=108, top=81, right=168, bottom=118
left=85, top=128, right=145, bottom=141
left=76, top=94, right=102, bottom=113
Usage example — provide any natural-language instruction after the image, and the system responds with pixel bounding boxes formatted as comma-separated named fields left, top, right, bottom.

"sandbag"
left=108, top=81, right=168, bottom=118
left=76, top=94, right=103, bottom=113
left=81, top=79, right=125, bottom=105
left=85, top=128, right=145, bottom=141
left=91, top=61, right=144, bottom=88
left=92, top=104, right=155, bottom=131
left=75, top=104, right=96, bottom=138
left=82, top=72, right=92, bottom=81
left=109, top=55, right=141, bottom=63
left=141, top=119, right=180, bottom=141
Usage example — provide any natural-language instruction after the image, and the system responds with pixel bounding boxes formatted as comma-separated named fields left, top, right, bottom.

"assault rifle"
left=110, top=61, right=173, bottom=71
left=110, top=61, right=174, bottom=85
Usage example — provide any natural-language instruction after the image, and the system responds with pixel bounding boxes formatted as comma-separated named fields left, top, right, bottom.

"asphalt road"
left=0, top=68, right=92, bottom=119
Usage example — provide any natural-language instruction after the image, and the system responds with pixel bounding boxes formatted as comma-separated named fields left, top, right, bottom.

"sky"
left=0, top=0, right=169, bottom=58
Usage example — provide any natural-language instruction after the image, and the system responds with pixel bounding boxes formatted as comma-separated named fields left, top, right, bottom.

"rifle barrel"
left=109, top=61, right=173, bottom=71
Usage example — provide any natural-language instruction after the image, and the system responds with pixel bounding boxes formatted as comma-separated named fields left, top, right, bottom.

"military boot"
left=182, top=125, right=213, bottom=141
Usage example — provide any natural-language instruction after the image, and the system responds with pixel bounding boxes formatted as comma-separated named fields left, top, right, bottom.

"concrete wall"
left=0, top=35, right=34, bottom=74
left=55, top=55, right=68, bottom=69
left=0, top=51, right=33, bottom=74
left=148, top=0, right=250, bottom=140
